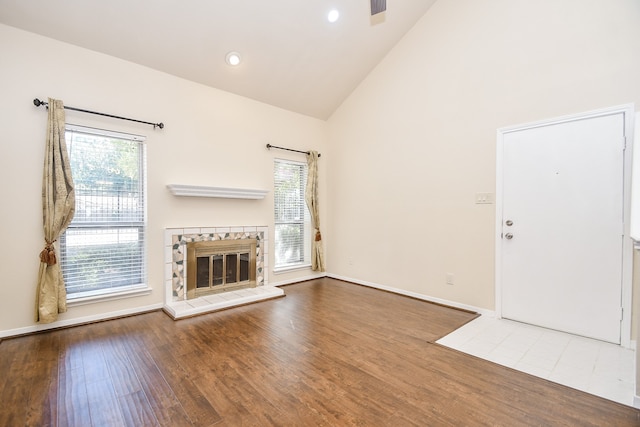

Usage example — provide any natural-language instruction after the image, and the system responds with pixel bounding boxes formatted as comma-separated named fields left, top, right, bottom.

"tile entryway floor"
left=437, top=315, right=636, bottom=407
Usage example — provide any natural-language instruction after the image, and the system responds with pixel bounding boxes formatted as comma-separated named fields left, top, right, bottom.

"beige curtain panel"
left=305, top=151, right=325, bottom=272
left=35, top=98, right=75, bottom=323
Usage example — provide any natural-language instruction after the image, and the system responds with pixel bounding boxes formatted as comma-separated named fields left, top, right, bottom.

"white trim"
left=166, top=184, right=268, bottom=199
left=495, top=104, right=635, bottom=349
left=0, top=303, right=163, bottom=339
left=67, top=285, right=152, bottom=307
left=270, top=272, right=327, bottom=287
left=497, top=104, right=635, bottom=134
left=66, top=123, right=146, bottom=142
left=621, top=97, right=635, bottom=349
left=629, top=111, right=640, bottom=241
left=274, top=156, right=306, bottom=166
left=273, top=263, right=312, bottom=274
left=634, top=395, right=640, bottom=410
left=495, top=123, right=505, bottom=322
left=327, top=273, right=494, bottom=316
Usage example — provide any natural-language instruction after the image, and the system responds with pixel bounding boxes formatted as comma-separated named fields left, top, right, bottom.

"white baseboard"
left=0, top=303, right=164, bottom=339
left=327, top=273, right=494, bottom=316
left=634, top=395, right=640, bottom=409
left=269, top=272, right=327, bottom=287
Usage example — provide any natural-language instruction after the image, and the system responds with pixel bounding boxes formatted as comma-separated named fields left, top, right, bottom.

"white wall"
left=327, top=0, right=640, bottom=312
left=0, top=24, right=328, bottom=335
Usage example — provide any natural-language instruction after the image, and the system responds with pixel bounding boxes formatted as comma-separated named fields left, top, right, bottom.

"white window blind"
left=61, top=125, right=147, bottom=298
left=274, top=158, right=310, bottom=269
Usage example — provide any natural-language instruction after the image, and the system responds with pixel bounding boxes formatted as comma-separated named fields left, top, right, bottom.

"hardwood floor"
left=1, top=278, right=638, bottom=426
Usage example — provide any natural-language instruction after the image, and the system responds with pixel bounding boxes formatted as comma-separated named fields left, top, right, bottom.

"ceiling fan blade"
left=370, top=0, right=386, bottom=15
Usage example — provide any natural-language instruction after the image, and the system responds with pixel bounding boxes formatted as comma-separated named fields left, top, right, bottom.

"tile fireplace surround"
left=163, top=226, right=284, bottom=319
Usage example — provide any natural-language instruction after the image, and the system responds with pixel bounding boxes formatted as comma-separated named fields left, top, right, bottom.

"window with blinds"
left=274, top=158, right=310, bottom=269
left=60, top=125, right=147, bottom=299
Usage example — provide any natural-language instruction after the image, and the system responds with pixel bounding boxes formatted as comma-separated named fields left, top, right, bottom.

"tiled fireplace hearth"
left=163, top=226, right=284, bottom=319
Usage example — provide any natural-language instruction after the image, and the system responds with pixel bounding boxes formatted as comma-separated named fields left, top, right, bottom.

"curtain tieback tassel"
left=39, top=240, right=57, bottom=266
left=315, top=231, right=322, bottom=242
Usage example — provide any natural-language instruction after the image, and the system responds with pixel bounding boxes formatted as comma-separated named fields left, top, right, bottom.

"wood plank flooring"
left=1, top=278, right=639, bottom=426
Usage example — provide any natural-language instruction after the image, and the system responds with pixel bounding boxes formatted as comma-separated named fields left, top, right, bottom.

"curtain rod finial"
left=33, top=98, right=46, bottom=107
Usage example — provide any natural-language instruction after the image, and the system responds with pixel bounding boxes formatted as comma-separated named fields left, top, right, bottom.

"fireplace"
left=186, top=239, right=257, bottom=299
left=165, top=226, right=267, bottom=302
left=163, top=226, right=283, bottom=320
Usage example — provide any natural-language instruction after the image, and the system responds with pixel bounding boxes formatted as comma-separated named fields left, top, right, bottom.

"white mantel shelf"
left=167, top=184, right=269, bottom=199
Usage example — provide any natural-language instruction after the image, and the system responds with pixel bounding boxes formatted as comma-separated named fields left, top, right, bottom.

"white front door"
left=499, top=111, right=626, bottom=344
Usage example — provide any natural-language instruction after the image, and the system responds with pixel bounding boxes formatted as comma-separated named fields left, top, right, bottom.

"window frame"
left=273, top=158, right=311, bottom=272
left=61, top=124, right=150, bottom=305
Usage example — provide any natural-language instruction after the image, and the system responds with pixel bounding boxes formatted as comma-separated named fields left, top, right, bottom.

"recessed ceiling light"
left=327, top=9, right=340, bottom=23
left=225, top=51, right=241, bottom=66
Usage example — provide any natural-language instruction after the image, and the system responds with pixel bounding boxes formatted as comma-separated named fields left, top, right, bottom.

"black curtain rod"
left=266, top=143, right=321, bottom=157
left=33, top=98, right=164, bottom=129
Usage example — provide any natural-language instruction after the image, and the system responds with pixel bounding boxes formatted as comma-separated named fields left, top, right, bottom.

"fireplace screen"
left=186, top=239, right=257, bottom=299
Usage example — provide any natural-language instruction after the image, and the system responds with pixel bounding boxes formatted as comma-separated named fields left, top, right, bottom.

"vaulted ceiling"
left=0, top=0, right=437, bottom=119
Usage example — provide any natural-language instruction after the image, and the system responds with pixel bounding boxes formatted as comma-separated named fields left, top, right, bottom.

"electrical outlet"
left=475, top=192, right=494, bottom=204
left=446, top=273, right=454, bottom=285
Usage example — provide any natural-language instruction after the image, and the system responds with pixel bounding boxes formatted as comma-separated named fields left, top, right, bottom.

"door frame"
left=495, top=104, right=635, bottom=348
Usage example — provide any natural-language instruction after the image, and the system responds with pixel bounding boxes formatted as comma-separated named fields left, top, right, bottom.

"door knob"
left=505, top=233, right=514, bottom=239
left=505, top=220, right=513, bottom=226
